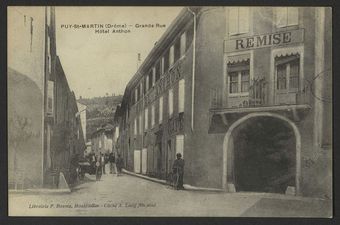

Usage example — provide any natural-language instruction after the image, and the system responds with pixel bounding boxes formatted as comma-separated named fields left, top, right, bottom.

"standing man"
left=172, top=153, right=185, bottom=190
left=116, top=153, right=124, bottom=176
left=109, top=152, right=116, bottom=174
left=100, top=153, right=106, bottom=175
left=95, top=155, right=102, bottom=181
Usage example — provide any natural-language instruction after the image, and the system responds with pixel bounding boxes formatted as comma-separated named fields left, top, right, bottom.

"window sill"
left=228, top=93, right=249, bottom=98
left=275, top=24, right=299, bottom=31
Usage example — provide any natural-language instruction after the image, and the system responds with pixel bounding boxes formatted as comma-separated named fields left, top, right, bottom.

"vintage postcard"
left=8, top=6, right=332, bottom=217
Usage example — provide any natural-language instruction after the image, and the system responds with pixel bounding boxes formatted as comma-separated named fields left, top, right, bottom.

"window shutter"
left=144, top=108, right=148, bottom=130
left=169, top=88, right=174, bottom=116
left=229, top=8, right=239, bottom=35
left=159, top=96, right=163, bottom=123
left=151, top=104, right=155, bottom=127
left=169, top=45, right=175, bottom=66
left=288, top=8, right=299, bottom=26
left=178, top=79, right=185, bottom=113
left=239, top=7, right=249, bottom=34
left=276, top=7, right=288, bottom=27
left=180, top=32, right=186, bottom=56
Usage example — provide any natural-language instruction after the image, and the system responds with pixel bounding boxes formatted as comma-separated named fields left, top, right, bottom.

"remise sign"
left=224, top=28, right=304, bottom=52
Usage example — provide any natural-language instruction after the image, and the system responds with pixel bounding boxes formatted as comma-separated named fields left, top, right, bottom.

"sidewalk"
left=123, top=169, right=233, bottom=193
left=122, top=169, right=330, bottom=202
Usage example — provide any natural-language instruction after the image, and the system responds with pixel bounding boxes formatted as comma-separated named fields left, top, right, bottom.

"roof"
left=120, top=7, right=201, bottom=110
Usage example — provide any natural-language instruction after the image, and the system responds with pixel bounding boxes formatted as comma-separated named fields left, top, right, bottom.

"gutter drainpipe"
left=187, top=7, right=196, bottom=132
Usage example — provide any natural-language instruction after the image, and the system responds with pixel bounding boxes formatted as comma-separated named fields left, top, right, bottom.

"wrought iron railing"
left=210, top=78, right=310, bottom=109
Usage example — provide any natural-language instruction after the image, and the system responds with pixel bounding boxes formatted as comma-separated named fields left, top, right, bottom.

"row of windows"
left=228, top=7, right=299, bottom=35
left=227, top=55, right=300, bottom=94
left=134, top=79, right=185, bottom=135
left=133, top=26, right=193, bottom=104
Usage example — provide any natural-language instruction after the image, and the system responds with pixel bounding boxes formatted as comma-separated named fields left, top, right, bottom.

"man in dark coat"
left=116, top=154, right=124, bottom=176
left=172, top=153, right=185, bottom=190
left=108, top=152, right=116, bottom=174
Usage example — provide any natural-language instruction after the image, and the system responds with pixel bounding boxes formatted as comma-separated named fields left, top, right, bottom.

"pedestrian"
left=172, top=153, right=185, bottom=190
left=100, top=153, right=106, bottom=175
left=95, top=156, right=102, bottom=181
left=109, top=152, right=116, bottom=174
left=116, top=153, right=124, bottom=176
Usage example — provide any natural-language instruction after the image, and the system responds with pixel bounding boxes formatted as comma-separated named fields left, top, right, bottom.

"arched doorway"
left=222, top=113, right=301, bottom=195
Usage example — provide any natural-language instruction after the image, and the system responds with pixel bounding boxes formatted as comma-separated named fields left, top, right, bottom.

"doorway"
left=231, top=116, right=296, bottom=194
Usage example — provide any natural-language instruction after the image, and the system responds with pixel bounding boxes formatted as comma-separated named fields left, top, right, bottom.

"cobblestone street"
left=8, top=171, right=332, bottom=217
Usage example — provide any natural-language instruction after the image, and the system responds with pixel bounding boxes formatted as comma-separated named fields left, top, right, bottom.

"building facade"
left=118, top=6, right=331, bottom=198
left=8, top=7, right=86, bottom=189
left=91, top=124, right=114, bottom=156
left=77, top=102, right=87, bottom=141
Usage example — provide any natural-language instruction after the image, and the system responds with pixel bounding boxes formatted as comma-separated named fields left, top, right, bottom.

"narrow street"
left=9, top=171, right=331, bottom=217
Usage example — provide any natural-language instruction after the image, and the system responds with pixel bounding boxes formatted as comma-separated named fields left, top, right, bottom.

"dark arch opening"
left=232, top=116, right=296, bottom=193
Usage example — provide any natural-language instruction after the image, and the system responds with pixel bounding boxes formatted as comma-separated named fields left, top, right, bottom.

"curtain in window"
left=277, top=64, right=287, bottom=90
left=241, top=71, right=250, bottom=92
left=229, top=72, right=238, bottom=93
left=289, top=59, right=300, bottom=89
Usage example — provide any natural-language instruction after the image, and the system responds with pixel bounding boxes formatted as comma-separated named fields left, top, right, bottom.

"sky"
left=55, top=7, right=183, bottom=99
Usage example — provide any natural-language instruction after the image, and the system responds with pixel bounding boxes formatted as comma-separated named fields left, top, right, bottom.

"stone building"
left=8, top=7, right=85, bottom=189
left=91, top=124, right=114, bottom=157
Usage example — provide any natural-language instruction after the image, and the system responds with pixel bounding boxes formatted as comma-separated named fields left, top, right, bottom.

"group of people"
left=90, top=152, right=124, bottom=181
left=88, top=151, right=185, bottom=190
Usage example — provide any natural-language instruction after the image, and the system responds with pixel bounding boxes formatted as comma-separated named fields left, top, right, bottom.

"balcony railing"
left=210, top=78, right=310, bottom=110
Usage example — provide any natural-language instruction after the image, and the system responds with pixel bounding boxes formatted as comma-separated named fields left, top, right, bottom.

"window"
left=161, top=57, right=165, bottom=75
left=155, top=61, right=161, bottom=81
left=241, top=71, right=250, bottom=92
left=227, top=60, right=250, bottom=94
left=277, top=64, right=287, bottom=90
left=163, top=51, right=170, bottom=74
left=229, top=72, right=238, bottom=93
left=151, top=104, right=155, bottom=127
left=145, top=73, right=149, bottom=92
left=168, top=88, right=174, bottom=117
left=178, top=79, right=185, bottom=113
left=180, top=32, right=187, bottom=57
left=174, top=39, right=180, bottom=62
left=169, top=45, right=175, bottom=67
left=229, top=7, right=249, bottom=35
left=144, top=108, right=148, bottom=130
left=139, top=82, right=143, bottom=98
left=275, top=55, right=300, bottom=91
left=135, top=88, right=138, bottom=103
left=276, top=7, right=298, bottom=28
left=159, top=96, right=163, bottom=123
left=148, top=71, right=152, bottom=89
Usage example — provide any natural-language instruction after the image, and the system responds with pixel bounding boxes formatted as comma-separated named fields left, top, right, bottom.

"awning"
left=275, top=54, right=300, bottom=66
left=227, top=53, right=250, bottom=64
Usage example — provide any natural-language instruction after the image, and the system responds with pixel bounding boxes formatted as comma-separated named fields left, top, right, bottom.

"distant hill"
left=77, top=94, right=122, bottom=141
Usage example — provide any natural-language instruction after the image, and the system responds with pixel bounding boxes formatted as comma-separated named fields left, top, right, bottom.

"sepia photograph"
left=7, top=6, right=332, bottom=217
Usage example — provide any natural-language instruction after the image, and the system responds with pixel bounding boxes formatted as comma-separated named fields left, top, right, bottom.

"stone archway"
left=222, top=112, right=301, bottom=195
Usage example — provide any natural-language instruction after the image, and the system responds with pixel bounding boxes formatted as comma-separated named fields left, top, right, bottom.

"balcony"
left=208, top=78, right=311, bottom=133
